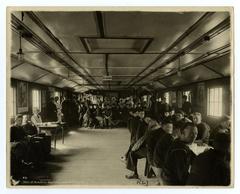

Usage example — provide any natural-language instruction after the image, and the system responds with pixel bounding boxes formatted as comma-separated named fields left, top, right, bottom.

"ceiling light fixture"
left=17, top=12, right=24, bottom=62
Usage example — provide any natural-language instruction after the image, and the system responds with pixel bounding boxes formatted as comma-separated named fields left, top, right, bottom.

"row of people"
left=10, top=114, right=52, bottom=184
left=123, top=109, right=231, bottom=186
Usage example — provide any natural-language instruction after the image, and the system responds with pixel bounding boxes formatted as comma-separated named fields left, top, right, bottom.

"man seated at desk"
left=187, top=131, right=230, bottom=186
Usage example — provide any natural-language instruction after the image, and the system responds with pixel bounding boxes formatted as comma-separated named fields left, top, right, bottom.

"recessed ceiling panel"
left=83, top=38, right=151, bottom=53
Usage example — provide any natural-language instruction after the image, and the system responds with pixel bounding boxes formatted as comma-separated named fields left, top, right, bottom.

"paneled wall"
left=10, top=78, right=66, bottom=121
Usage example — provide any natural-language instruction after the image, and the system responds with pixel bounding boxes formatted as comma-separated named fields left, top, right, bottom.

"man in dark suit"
left=46, top=97, right=57, bottom=122
left=187, top=132, right=230, bottom=185
left=162, top=122, right=198, bottom=185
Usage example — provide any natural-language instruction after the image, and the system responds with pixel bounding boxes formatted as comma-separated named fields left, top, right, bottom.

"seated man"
left=31, top=108, right=42, bottom=126
left=187, top=132, right=230, bottom=186
left=162, top=122, right=198, bottom=185
left=10, top=115, right=31, bottom=182
left=125, top=110, right=148, bottom=179
left=147, top=119, right=173, bottom=168
left=152, top=120, right=184, bottom=185
left=209, top=115, right=231, bottom=145
left=95, top=105, right=104, bottom=128
left=121, top=110, right=140, bottom=162
left=22, top=115, right=46, bottom=164
left=103, top=105, right=113, bottom=128
left=22, top=115, right=38, bottom=136
left=173, top=109, right=192, bottom=125
left=11, top=115, right=26, bottom=142
left=192, top=112, right=210, bottom=144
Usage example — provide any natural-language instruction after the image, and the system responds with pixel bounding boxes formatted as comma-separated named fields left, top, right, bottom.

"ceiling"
left=10, top=10, right=231, bottom=93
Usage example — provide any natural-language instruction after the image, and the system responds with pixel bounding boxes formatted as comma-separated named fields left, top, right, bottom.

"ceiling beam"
left=24, top=12, right=101, bottom=89
left=125, top=12, right=215, bottom=86
left=75, top=84, right=145, bottom=86
left=80, top=37, right=90, bottom=53
left=201, top=64, right=226, bottom=77
left=32, top=72, right=50, bottom=82
left=95, top=11, right=105, bottom=37
left=157, top=80, right=168, bottom=88
left=128, top=15, right=230, bottom=87
left=20, top=51, right=211, bottom=55
left=11, top=61, right=25, bottom=70
left=141, top=39, right=153, bottom=53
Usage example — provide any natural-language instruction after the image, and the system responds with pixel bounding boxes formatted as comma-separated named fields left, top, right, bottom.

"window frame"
left=32, top=88, right=42, bottom=112
left=207, top=87, right=223, bottom=117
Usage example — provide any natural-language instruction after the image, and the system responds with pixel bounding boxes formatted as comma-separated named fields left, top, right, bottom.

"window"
left=32, top=89, right=41, bottom=111
left=164, top=92, right=170, bottom=104
left=207, top=87, right=223, bottom=117
left=54, top=91, right=61, bottom=98
left=183, top=90, right=192, bottom=102
left=10, top=85, right=16, bottom=117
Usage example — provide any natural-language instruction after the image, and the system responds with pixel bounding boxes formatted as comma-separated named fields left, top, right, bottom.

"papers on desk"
left=188, top=143, right=213, bottom=155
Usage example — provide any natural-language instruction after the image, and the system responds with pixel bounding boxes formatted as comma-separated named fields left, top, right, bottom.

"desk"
left=38, top=122, right=66, bottom=149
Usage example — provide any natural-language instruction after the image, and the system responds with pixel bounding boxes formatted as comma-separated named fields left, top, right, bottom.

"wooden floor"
left=45, top=127, right=150, bottom=186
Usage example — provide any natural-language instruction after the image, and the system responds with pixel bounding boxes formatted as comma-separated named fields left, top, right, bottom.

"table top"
left=37, top=122, right=66, bottom=128
left=38, top=122, right=59, bottom=128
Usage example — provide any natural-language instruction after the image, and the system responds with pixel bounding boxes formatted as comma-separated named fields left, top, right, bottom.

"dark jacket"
left=196, top=122, right=210, bottom=144
left=22, top=122, right=38, bottom=136
left=153, top=133, right=174, bottom=168
left=146, top=128, right=166, bottom=165
left=163, top=139, right=196, bottom=185
left=10, top=125, right=26, bottom=142
left=187, top=149, right=230, bottom=186
left=46, top=101, right=57, bottom=121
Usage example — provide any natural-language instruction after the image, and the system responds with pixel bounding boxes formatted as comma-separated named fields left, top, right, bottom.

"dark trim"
left=141, top=38, right=153, bottom=53
left=74, top=84, right=145, bottom=86
left=80, top=37, right=90, bottom=53
left=202, top=64, right=226, bottom=77
left=11, top=61, right=25, bottom=70
left=105, top=54, right=109, bottom=76
left=85, top=36, right=153, bottom=40
left=157, top=80, right=168, bottom=88
left=95, top=11, right=105, bottom=37
left=32, top=73, right=50, bottom=82
left=19, top=50, right=210, bottom=55
left=105, top=54, right=110, bottom=90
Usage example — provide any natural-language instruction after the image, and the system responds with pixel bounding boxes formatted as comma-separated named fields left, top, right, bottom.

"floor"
left=44, top=127, right=152, bottom=186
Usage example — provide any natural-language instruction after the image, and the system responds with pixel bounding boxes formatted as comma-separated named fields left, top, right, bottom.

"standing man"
left=182, top=95, right=192, bottom=116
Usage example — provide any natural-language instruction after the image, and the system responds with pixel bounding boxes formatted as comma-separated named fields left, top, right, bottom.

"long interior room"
left=8, top=8, right=233, bottom=187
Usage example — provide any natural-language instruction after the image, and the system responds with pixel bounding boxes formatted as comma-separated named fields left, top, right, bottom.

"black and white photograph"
left=6, top=7, right=233, bottom=187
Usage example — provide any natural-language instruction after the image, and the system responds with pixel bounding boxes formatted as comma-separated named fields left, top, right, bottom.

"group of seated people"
left=79, top=103, right=131, bottom=129
left=10, top=110, right=53, bottom=184
left=123, top=108, right=231, bottom=186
